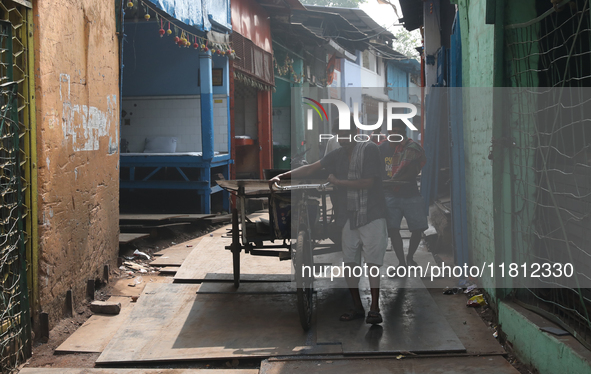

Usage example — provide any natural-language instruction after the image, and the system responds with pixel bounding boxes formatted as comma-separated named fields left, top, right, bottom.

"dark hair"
left=391, top=119, right=406, bottom=130
left=332, top=118, right=340, bottom=133
left=332, top=116, right=357, bottom=135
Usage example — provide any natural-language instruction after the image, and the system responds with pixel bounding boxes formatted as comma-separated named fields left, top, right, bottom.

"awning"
left=399, top=0, right=423, bottom=31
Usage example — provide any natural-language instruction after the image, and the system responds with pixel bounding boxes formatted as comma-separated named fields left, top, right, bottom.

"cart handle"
left=273, top=181, right=330, bottom=191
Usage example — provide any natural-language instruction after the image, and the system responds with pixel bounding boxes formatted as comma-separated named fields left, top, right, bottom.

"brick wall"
left=34, top=0, right=120, bottom=328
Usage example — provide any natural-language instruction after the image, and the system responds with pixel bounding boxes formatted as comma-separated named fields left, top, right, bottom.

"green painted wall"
left=453, top=1, right=591, bottom=373
left=499, top=302, right=591, bottom=374
left=455, top=0, right=497, bottom=296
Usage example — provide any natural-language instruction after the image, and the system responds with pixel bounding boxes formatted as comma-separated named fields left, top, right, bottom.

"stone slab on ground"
left=89, top=300, right=121, bottom=315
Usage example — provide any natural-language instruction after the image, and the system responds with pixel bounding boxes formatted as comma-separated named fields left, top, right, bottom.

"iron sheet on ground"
left=21, top=369, right=258, bottom=374
left=259, top=356, right=519, bottom=374
left=119, top=214, right=189, bottom=221
left=202, top=273, right=292, bottom=282
left=425, top=277, right=506, bottom=355
left=316, top=276, right=465, bottom=354
left=97, top=283, right=341, bottom=364
left=151, top=244, right=197, bottom=267
left=196, top=281, right=296, bottom=294
left=55, top=296, right=135, bottom=353
left=119, top=233, right=149, bottom=244
left=173, top=235, right=292, bottom=282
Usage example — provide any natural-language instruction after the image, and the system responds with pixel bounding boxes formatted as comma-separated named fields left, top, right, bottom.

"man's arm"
left=327, top=174, right=374, bottom=189
left=268, top=161, right=323, bottom=187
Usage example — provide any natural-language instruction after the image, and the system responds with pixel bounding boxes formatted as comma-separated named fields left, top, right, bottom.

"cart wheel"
left=232, top=208, right=240, bottom=289
left=295, top=230, right=314, bottom=331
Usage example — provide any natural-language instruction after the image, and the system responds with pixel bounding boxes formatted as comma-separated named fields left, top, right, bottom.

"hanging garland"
left=234, top=71, right=275, bottom=92
left=273, top=54, right=304, bottom=84
left=126, top=0, right=236, bottom=58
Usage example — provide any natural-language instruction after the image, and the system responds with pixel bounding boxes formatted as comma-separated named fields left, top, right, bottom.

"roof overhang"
left=399, top=0, right=423, bottom=31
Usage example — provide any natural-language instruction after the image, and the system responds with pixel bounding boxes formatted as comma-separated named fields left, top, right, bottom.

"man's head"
left=389, top=119, right=407, bottom=143
left=336, top=115, right=358, bottom=150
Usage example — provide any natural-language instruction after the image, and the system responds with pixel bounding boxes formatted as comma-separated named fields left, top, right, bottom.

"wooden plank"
left=119, top=233, right=149, bottom=244
left=173, top=235, right=292, bottom=282
left=119, top=214, right=189, bottom=221
left=96, top=283, right=341, bottom=364
left=55, top=297, right=135, bottom=353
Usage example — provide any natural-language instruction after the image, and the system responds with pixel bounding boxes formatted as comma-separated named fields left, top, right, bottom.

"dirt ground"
left=20, top=222, right=537, bottom=373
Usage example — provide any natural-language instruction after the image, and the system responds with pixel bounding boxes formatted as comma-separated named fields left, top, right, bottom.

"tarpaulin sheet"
left=146, top=0, right=231, bottom=32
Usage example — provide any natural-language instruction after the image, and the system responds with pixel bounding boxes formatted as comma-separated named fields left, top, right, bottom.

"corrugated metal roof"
left=304, top=5, right=396, bottom=41
left=399, top=0, right=423, bottom=31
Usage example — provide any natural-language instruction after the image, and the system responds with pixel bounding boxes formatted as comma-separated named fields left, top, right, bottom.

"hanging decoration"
left=159, top=19, right=165, bottom=36
left=234, top=71, right=275, bottom=92
left=133, top=0, right=235, bottom=57
left=273, top=54, right=303, bottom=84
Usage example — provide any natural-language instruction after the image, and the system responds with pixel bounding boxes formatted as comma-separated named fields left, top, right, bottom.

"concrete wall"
left=34, top=0, right=120, bottom=327
left=120, top=95, right=228, bottom=153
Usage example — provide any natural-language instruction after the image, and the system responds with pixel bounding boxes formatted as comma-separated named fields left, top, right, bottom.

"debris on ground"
left=90, top=301, right=122, bottom=315
left=133, top=249, right=151, bottom=260
left=467, top=294, right=487, bottom=307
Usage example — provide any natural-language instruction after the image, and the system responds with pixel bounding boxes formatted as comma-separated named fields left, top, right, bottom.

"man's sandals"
left=365, top=310, right=383, bottom=325
left=339, top=309, right=365, bottom=321
left=340, top=308, right=383, bottom=325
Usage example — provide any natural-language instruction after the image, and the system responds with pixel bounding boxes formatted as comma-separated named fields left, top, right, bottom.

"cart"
left=216, top=179, right=339, bottom=331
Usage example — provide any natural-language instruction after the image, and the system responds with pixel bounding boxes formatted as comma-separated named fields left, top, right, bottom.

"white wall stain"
left=60, top=74, right=118, bottom=152
left=46, top=157, right=50, bottom=171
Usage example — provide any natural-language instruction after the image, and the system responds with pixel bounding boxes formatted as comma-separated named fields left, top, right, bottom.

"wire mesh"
left=0, top=4, right=32, bottom=370
left=505, top=0, right=591, bottom=349
left=0, top=22, right=29, bottom=374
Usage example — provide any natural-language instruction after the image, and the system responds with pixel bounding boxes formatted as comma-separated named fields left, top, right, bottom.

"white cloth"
left=341, top=218, right=388, bottom=266
left=324, top=136, right=341, bottom=156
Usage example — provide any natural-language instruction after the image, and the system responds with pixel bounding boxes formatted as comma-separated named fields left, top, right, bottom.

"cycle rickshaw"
left=216, top=179, right=339, bottom=331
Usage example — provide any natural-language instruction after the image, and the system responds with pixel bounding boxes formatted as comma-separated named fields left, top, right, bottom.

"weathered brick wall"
left=34, top=0, right=120, bottom=327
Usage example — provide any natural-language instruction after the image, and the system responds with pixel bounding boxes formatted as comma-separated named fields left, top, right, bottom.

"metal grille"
left=0, top=17, right=31, bottom=372
left=505, top=0, right=591, bottom=349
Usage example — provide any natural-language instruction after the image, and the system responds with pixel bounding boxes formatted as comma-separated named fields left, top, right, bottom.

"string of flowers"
left=273, top=54, right=303, bottom=84
left=233, top=71, right=275, bottom=92
left=126, top=0, right=236, bottom=58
